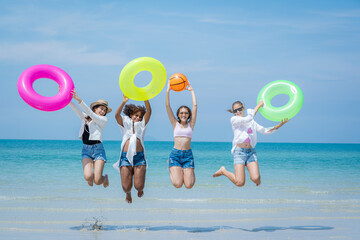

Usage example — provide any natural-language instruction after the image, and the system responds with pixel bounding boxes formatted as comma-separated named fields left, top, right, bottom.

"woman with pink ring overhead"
left=69, top=89, right=111, bottom=188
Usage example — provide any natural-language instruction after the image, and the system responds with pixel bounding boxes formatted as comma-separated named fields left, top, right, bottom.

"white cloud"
left=0, top=41, right=127, bottom=66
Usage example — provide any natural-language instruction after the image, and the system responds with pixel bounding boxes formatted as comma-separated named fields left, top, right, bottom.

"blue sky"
left=1, top=0, right=359, bottom=143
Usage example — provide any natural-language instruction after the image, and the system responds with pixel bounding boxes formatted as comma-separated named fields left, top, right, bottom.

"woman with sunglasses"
left=213, top=100, right=289, bottom=187
left=165, top=81, right=197, bottom=189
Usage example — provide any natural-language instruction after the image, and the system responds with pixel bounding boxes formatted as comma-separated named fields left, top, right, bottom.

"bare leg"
left=82, top=158, right=94, bottom=187
left=247, top=161, right=261, bottom=186
left=183, top=168, right=195, bottom=189
left=134, top=165, right=146, bottom=198
left=120, top=166, right=133, bottom=203
left=169, top=166, right=184, bottom=188
left=213, top=164, right=246, bottom=187
left=93, top=160, right=109, bottom=188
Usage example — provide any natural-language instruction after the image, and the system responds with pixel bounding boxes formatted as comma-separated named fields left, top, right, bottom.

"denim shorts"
left=81, top=143, right=107, bottom=162
left=120, top=151, right=146, bottom=167
left=168, top=148, right=194, bottom=169
left=233, top=147, right=257, bottom=166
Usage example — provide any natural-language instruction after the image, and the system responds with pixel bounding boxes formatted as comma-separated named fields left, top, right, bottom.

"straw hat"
left=90, top=99, right=112, bottom=113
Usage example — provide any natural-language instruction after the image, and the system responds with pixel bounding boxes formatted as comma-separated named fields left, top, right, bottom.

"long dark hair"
left=176, top=105, right=192, bottom=123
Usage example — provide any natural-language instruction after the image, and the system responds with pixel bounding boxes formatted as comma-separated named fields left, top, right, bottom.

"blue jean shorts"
left=168, top=148, right=194, bottom=169
left=120, top=151, right=146, bottom=167
left=233, top=147, right=257, bottom=166
left=81, top=143, right=107, bottom=162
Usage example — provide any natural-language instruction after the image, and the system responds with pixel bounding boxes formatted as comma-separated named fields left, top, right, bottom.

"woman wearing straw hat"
left=69, top=89, right=111, bottom=188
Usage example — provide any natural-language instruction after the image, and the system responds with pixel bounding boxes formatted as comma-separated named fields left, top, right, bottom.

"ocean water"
left=1, top=140, right=360, bottom=239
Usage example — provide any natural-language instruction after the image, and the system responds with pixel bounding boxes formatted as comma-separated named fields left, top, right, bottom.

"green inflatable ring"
left=119, top=57, right=167, bottom=101
left=257, top=80, right=303, bottom=121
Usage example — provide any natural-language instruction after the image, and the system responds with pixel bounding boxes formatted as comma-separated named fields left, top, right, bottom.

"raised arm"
left=268, top=118, right=290, bottom=132
left=115, top=95, right=129, bottom=127
left=165, top=81, right=177, bottom=128
left=71, top=89, right=82, bottom=105
left=143, top=100, right=152, bottom=125
left=255, top=118, right=290, bottom=135
left=187, top=82, right=197, bottom=129
left=71, top=89, right=107, bottom=127
left=68, top=90, right=85, bottom=120
left=253, top=100, right=264, bottom=116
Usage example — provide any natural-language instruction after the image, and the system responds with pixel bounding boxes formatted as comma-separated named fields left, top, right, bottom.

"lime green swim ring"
left=257, top=80, right=303, bottom=121
left=119, top=57, right=167, bottom=101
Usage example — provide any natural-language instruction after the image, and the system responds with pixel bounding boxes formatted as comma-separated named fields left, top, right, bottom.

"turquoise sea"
left=1, top=140, right=360, bottom=240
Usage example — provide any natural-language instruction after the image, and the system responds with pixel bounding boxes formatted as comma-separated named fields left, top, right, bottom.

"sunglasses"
left=233, top=107, right=244, bottom=113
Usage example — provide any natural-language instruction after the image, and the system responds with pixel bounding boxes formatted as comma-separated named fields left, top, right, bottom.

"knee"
left=93, top=175, right=103, bottom=185
left=83, top=173, right=93, bottom=182
left=184, top=182, right=194, bottom=189
left=251, top=176, right=261, bottom=184
left=184, top=178, right=195, bottom=189
left=235, top=180, right=245, bottom=187
left=172, top=181, right=183, bottom=188
left=134, top=182, right=144, bottom=191
left=122, top=183, right=132, bottom=193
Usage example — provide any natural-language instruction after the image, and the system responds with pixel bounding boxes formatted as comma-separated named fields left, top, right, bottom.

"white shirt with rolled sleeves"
left=231, top=108, right=275, bottom=154
left=69, top=101, right=107, bottom=142
left=113, top=115, right=147, bottom=172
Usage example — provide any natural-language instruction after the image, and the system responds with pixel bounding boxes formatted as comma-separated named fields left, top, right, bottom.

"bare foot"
left=138, top=190, right=144, bottom=198
left=125, top=192, right=132, bottom=204
left=87, top=179, right=94, bottom=187
left=256, top=180, right=261, bottom=186
left=103, top=174, right=109, bottom=188
left=213, top=166, right=225, bottom=178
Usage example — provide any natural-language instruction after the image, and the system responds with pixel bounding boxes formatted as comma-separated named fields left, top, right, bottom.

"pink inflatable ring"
left=17, top=65, right=75, bottom=111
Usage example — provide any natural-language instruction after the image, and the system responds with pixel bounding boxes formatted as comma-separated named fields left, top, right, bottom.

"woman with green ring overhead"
left=213, top=100, right=289, bottom=187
